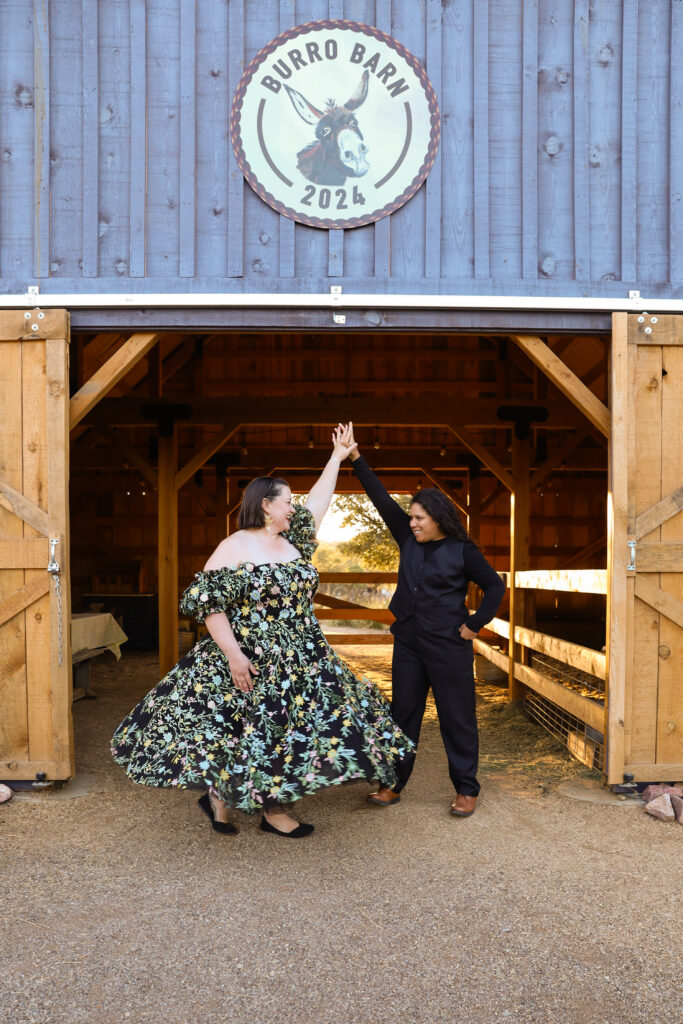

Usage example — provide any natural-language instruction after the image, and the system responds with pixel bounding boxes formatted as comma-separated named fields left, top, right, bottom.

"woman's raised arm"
left=304, top=423, right=358, bottom=530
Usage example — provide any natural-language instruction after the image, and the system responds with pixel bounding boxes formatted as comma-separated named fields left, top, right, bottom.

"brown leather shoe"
left=367, top=787, right=401, bottom=806
left=450, top=793, right=477, bottom=817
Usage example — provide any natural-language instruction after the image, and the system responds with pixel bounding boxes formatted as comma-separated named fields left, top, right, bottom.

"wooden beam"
left=515, top=569, right=607, bottom=594
left=633, top=543, right=683, bottom=573
left=69, top=332, right=160, bottom=429
left=559, top=534, right=606, bottom=569
left=448, top=426, right=514, bottom=490
left=314, top=594, right=375, bottom=611
left=215, top=470, right=228, bottom=545
left=509, top=434, right=531, bottom=700
left=84, top=396, right=585, bottom=430
left=618, top=762, right=683, bottom=782
left=0, top=576, right=50, bottom=629
left=468, top=472, right=481, bottom=544
left=158, top=428, right=178, bottom=675
left=635, top=485, right=683, bottom=540
left=0, top=539, right=49, bottom=569
left=319, top=572, right=398, bottom=584
left=175, top=421, right=241, bottom=490
left=530, top=431, right=588, bottom=489
left=227, top=476, right=240, bottom=534
left=325, top=632, right=394, bottom=645
left=420, top=468, right=470, bottom=519
left=488, top=617, right=606, bottom=680
left=316, top=609, right=394, bottom=622
left=480, top=481, right=506, bottom=513
left=634, top=576, right=683, bottom=630
left=510, top=334, right=610, bottom=436
left=0, top=478, right=49, bottom=535
left=473, top=638, right=510, bottom=674
left=95, top=427, right=158, bottom=488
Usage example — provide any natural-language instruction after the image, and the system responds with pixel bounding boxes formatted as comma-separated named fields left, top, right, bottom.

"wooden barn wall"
left=1, top=0, right=679, bottom=298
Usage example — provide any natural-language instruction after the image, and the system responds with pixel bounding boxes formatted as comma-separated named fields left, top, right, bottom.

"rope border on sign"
left=230, top=19, right=441, bottom=231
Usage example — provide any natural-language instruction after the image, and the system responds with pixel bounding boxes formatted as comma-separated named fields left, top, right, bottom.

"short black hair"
left=238, top=477, right=289, bottom=530
left=410, top=488, right=469, bottom=542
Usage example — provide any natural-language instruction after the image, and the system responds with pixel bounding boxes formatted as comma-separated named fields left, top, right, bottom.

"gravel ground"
left=1, top=647, right=680, bottom=1024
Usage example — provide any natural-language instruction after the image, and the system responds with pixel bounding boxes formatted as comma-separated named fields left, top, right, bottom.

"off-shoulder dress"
left=111, top=505, right=412, bottom=812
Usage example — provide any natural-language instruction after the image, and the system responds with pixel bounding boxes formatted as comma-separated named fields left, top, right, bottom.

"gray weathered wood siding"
left=0, top=0, right=680, bottom=298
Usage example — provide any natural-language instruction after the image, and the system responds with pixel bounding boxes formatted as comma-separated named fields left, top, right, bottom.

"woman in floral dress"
left=111, top=424, right=412, bottom=838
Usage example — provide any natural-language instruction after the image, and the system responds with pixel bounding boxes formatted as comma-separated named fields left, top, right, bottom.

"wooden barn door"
left=0, top=310, right=73, bottom=781
left=608, top=313, right=683, bottom=784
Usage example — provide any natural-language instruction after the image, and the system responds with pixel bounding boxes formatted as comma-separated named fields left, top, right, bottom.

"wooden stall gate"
left=0, top=311, right=73, bottom=782
left=608, top=314, right=683, bottom=784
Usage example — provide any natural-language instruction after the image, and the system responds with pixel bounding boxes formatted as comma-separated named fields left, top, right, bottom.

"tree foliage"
left=334, top=493, right=410, bottom=571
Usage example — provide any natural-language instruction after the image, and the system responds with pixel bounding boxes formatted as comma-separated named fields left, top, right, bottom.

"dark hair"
left=238, top=477, right=289, bottom=530
left=410, top=488, right=469, bottom=542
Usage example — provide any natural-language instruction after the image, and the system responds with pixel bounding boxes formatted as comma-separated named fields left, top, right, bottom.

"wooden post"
left=228, top=476, right=240, bottom=536
left=467, top=468, right=481, bottom=611
left=509, top=433, right=531, bottom=700
left=158, top=424, right=178, bottom=675
left=467, top=468, right=481, bottom=544
left=215, top=466, right=228, bottom=544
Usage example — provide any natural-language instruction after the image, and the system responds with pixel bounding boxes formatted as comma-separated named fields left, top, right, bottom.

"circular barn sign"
left=230, top=20, right=440, bottom=229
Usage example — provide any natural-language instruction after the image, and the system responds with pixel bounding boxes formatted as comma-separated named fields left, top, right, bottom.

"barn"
left=0, top=0, right=681, bottom=790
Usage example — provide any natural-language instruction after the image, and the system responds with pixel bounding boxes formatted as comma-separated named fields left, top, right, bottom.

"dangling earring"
left=264, top=512, right=273, bottom=535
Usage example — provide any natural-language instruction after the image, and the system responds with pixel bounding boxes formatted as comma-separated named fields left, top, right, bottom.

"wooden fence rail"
left=315, top=571, right=608, bottom=758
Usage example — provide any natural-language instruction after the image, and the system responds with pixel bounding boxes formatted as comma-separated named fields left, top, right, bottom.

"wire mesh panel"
left=529, top=651, right=605, bottom=701
left=524, top=691, right=604, bottom=772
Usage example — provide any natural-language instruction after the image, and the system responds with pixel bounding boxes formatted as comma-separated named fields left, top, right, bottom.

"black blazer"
left=352, top=455, right=505, bottom=640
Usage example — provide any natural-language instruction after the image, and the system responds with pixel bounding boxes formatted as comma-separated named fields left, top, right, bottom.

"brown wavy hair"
left=238, top=477, right=289, bottom=530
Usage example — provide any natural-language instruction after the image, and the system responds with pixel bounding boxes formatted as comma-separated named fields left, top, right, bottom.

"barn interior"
left=68, top=327, right=610, bottom=768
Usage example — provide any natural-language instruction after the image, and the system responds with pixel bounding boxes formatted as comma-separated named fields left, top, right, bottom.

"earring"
left=264, top=513, right=273, bottom=534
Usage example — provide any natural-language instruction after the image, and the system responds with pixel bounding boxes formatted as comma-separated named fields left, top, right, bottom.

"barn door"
left=0, top=310, right=73, bottom=781
left=608, top=313, right=683, bottom=784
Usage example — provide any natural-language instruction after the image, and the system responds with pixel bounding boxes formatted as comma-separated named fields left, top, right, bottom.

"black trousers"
left=390, top=630, right=480, bottom=797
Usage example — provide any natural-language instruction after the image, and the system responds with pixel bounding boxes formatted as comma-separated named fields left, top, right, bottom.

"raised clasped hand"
left=331, top=421, right=359, bottom=461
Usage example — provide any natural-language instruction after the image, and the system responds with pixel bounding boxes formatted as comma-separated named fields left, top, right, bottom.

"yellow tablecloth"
left=71, top=612, right=128, bottom=660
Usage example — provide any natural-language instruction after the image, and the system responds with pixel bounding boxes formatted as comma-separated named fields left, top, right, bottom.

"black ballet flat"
left=259, top=814, right=314, bottom=839
left=198, top=793, right=238, bottom=835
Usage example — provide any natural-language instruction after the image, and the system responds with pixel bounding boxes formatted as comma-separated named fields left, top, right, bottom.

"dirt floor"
left=1, top=645, right=680, bottom=1024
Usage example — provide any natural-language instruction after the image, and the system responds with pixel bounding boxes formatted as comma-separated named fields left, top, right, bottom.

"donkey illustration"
left=284, top=70, right=370, bottom=185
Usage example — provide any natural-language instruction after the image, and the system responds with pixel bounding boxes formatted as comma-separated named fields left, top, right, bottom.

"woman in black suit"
left=347, top=427, right=505, bottom=817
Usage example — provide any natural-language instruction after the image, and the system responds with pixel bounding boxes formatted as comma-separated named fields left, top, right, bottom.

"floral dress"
left=111, top=505, right=412, bottom=813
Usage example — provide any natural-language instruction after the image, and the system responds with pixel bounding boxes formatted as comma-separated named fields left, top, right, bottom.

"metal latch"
left=627, top=540, right=636, bottom=571
left=47, top=537, right=61, bottom=574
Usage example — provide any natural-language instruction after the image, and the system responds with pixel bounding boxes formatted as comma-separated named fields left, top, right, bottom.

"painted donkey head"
left=285, top=70, right=370, bottom=186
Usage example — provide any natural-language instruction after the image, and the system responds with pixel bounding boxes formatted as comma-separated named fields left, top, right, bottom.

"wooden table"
left=72, top=612, right=128, bottom=700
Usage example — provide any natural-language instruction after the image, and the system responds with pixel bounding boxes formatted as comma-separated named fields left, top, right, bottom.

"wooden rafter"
left=447, top=426, right=514, bottom=491
left=420, top=468, right=469, bottom=518
left=510, top=333, right=610, bottom=436
left=70, top=332, right=160, bottom=430
left=559, top=534, right=606, bottom=568
left=480, top=482, right=506, bottom=513
left=175, top=420, right=241, bottom=490
left=530, top=431, right=589, bottom=489
left=82, top=396, right=587, bottom=430
left=95, top=427, right=158, bottom=488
